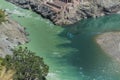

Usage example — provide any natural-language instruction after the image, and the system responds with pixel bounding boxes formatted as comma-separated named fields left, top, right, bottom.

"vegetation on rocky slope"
left=0, top=47, right=49, bottom=80
left=0, top=9, right=6, bottom=23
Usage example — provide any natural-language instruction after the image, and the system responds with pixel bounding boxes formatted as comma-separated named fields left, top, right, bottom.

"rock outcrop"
left=6, top=0, right=120, bottom=25
left=96, top=32, right=120, bottom=61
left=0, top=18, right=28, bottom=57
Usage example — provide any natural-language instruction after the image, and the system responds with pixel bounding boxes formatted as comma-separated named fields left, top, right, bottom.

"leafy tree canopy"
left=2, top=47, right=49, bottom=80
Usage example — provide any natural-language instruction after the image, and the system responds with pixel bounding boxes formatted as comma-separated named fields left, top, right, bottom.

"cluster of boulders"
left=6, top=0, right=120, bottom=25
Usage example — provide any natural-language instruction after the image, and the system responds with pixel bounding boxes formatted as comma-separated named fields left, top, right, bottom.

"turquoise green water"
left=1, top=0, right=120, bottom=80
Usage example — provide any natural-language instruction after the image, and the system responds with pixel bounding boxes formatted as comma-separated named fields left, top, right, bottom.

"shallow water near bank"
left=1, top=0, right=120, bottom=80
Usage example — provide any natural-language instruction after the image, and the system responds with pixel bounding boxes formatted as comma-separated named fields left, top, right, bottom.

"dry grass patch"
left=0, top=66, right=15, bottom=80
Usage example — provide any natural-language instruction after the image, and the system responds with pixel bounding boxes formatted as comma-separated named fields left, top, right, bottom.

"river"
left=1, top=0, right=120, bottom=80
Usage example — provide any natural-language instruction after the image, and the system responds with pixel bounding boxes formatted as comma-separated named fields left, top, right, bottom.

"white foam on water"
left=13, top=9, right=25, bottom=15
left=5, top=9, right=11, bottom=13
left=47, top=72, right=61, bottom=80
left=46, top=21, right=50, bottom=24
left=5, top=8, right=26, bottom=17
left=52, top=52, right=63, bottom=57
left=5, top=7, right=33, bottom=18
left=55, top=70, right=62, bottom=73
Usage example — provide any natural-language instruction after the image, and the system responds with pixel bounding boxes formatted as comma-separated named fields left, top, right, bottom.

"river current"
left=1, top=0, right=120, bottom=80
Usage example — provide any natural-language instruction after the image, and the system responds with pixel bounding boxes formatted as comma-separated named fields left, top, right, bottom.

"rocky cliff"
left=6, top=0, right=120, bottom=25
left=0, top=18, right=28, bottom=57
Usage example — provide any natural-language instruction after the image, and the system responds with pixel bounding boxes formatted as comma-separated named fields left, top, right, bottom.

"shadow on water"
left=57, top=14, right=120, bottom=78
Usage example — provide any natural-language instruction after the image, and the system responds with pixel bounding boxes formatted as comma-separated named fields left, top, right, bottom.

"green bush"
left=0, top=9, right=6, bottom=23
left=2, top=47, right=49, bottom=80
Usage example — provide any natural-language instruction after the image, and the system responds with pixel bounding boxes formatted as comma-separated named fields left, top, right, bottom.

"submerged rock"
left=0, top=18, right=28, bottom=57
left=96, top=32, right=120, bottom=61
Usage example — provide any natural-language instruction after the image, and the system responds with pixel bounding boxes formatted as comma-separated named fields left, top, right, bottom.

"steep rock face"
left=77, top=0, right=120, bottom=18
left=0, top=18, right=28, bottom=57
left=6, top=0, right=120, bottom=25
left=6, top=0, right=57, bottom=22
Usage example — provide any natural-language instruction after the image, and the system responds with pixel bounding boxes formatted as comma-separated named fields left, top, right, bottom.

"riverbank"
left=0, top=18, right=28, bottom=57
left=2, top=0, right=120, bottom=79
left=6, top=0, right=120, bottom=25
left=96, top=32, right=120, bottom=61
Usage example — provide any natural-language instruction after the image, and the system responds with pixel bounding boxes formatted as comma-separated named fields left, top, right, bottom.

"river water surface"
left=1, top=0, right=120, bottom=80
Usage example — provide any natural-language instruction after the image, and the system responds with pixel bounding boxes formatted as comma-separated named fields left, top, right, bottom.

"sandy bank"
left=96, top=32, right=120, bottom=61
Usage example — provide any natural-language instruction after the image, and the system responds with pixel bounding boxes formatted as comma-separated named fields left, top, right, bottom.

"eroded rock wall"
left=6, top=0, right=120, bottom=25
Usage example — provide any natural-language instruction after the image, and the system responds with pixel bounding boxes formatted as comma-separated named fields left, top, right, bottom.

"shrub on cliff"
left=0, top=9, right=6, bottom=23
left=2, top=47, right=49, bottom=80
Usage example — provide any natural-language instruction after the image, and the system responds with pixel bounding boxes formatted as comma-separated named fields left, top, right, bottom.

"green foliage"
left=2, top=47, right=49, bottom=80
left=0, top=9, right=6, bottom=23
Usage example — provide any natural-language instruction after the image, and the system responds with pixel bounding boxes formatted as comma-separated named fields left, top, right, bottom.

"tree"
left=2, top=47, right=49, bottom=80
